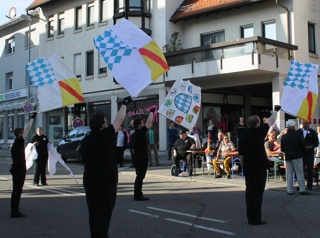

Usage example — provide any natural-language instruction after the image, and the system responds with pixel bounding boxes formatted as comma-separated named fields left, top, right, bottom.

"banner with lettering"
left=158, top=79, right=201, bottom=130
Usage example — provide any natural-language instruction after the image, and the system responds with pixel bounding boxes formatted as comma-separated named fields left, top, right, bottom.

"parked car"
left=57, top=126, right=90, bottom=162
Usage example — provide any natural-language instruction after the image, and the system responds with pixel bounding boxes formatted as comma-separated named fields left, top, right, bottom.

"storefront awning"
left=0, top=97, right=28, bottom=112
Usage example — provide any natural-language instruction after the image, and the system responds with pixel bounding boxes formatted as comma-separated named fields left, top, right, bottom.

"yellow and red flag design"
left=26, top=55, right=84, bottom=112
left=280, top=60, right=319, bottom=122
left=94, top=19, right=169, bottom=97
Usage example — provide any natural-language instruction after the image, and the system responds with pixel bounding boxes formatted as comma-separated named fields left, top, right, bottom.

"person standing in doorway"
left=116, top=124, right=128, bottom=167
left=297, top=120, right=318, bottom=190
left=131, top=109, right=155, bottom=201
left=81, top=96, right=132, bottom=238
left=31, top=127, right=49, bottom=186
left=238, top=105, right=281, bottom=225
left=10, top=112, right=37, bottom=218
left=147, top=126, right=159, bottom=166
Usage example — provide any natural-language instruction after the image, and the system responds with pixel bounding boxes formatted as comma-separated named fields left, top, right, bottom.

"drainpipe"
left=275, top=0, right=291, bottom=44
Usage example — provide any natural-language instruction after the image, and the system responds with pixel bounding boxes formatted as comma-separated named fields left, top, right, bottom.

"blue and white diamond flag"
left=158, top=79, right=201, bottom=130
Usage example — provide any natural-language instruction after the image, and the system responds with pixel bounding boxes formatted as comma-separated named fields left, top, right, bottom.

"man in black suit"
left=297, top=120, right=318, bottom=190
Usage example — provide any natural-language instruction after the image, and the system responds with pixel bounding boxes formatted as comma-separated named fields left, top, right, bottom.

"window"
left=100, top=0, right=107, bottom=23
left=0, top=114, right=4, bottom=140
left=47, top=16, right=54, bottom=38
left=6, top=72, right=13, bottom=90
left=58, top=13, right=65, bottom=35
left=99, top=55, right=107, bottom=74
left=8, top=114, right=14, bottom=140
left=308, top=23, right=316, bottom=54
left=75, top=6, right=82, bottom=30
left=262, top=20, right=276, bottom=40
left=74, top=53, right=82, bottom=79
left=114, top=0, right=150, bottom=13
left=201, top=30, right=225, bottom=46
left=87, top=3, right=95, bottom=27
left=240, top=24, right=254, bottom=38
left=7, top=38, right=15, bottom=55
left=86, top=51, right=94, bottom=76
left=129, top=0, right=141, bottom=11
left=25, top=29, right=36, bottom=48
left=115, top=0, right=125, bottom=13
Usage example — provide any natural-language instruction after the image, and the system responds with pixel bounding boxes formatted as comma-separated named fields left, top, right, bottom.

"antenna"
left=6, top=7, right=16, bottom=20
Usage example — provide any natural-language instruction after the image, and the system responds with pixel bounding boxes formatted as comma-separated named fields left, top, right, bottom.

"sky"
left=0, top=0, right=34, bottom=25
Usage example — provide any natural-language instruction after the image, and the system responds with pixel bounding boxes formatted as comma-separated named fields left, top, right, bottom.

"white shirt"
left=117, top=131, right=125, bottom=147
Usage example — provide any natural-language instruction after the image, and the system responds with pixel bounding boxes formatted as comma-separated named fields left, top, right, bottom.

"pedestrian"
left=147, top=126, right=159, bottom=166
left=167, top=122, right=178, bottom=160
left=234, top=116, right=247, bottom=147
left=280, top=120, right=309, bottom=195
left=80, top=96, right=132, bottom=238
left=297, top=120, right=318, bottom=190
left=116, top=124, right=128, bottom=167
left=10, top=112, right=37, bottom=218
left=130, top=108, right=155, bottom=201
left=238, top=105, right=281, bottom=225
left=30, top=127, right=49, bottom=186
left=128, top=119, right=135, bottom=167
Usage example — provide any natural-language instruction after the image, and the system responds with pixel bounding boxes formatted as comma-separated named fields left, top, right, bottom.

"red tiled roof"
left=170, top=0, right=270, bottom=23
left=27, top=0, right=53, bottom=11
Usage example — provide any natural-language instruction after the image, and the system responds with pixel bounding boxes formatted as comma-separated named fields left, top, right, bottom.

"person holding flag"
left=81, top=96, right=132, bottom=238
left=10, top=112, right=37, bottom=218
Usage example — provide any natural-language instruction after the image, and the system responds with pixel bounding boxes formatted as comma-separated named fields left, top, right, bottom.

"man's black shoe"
left=215, top=174, right=222, bottom=178
left=227, top=175, right=231, bottom=179
left=11, top=211, right=26, bottom=218
left=42, top=183, right=48, bottom=186
left=306, top=187, right=312, bottom=191
left=299, top=191, right=310, bottom=195
left=134, top=196, right=149, bottom=201
left=248, top=220, right=267, bottom=225
left=33, top=183, right=39, bottom=187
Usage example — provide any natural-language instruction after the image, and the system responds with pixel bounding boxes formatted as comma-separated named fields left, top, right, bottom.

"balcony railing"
left=164, top=36, right=298, bottom=68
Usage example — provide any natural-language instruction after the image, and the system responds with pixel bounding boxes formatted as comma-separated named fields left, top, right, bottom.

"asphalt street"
left=1, top=149, right=320, bottom=238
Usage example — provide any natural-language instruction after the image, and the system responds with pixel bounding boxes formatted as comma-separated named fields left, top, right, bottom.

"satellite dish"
left=6, top=7, right=17, bottom=20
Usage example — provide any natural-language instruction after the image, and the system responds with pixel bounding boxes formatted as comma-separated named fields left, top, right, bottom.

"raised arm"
left=23, top=113, right=37, bottom=139
left=145, top=108, right=155, bottom=129
left=112, top=96, right=132, bottom=131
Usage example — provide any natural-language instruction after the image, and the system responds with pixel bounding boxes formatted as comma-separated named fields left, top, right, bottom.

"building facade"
left=0, top=0, right=319, bottom=150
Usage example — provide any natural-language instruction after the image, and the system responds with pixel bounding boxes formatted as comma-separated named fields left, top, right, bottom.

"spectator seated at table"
left=202, top=131, right=224, bottom=171
left=172, top=129, right=196, bottom=177
left=213, top=135, right=236, bottom=179
left=264, top=131, right=286, bottom=181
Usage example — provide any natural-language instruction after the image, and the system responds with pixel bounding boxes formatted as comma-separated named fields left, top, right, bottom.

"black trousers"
left=172, top=153, right=193, bottom=175
left=116, top=147, right=125, bottom=167
left=10, top=170, right=26, bottom=213
left=303, top=153, right=314, bottom=188
left=34, top=156, right=48, bottom=184
left=134, top=159, right=148, bottom=198
left=245, top=170, right=267, bottom=224
left=84, top=182, right=117, bottom=238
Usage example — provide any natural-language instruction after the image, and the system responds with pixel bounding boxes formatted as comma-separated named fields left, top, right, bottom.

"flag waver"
left=94, top=19, right=169, bottom=97
left=26, top=55, right=84, bottom=112
left=280, top=60, right=319, bottom=122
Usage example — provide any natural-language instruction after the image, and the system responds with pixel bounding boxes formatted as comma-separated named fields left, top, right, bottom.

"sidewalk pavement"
left=1, top=148, right=319, bottom=194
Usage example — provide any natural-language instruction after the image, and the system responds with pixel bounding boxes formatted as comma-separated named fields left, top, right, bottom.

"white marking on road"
left=128, top=209, right=160, bottom=218
left=147, top=206, right=226, bottom=223
left=25, top=183, right=85, bottom=196
left=165, top=218, right=236, bottom=236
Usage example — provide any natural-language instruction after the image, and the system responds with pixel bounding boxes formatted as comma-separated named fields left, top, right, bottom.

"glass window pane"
left=76, top=7, right=82, bottom=30
left=86, top=51, right=94, bottom=76
left=263, top=20, right=276, bottom=40
left=0, top=116, right=4, bottom=139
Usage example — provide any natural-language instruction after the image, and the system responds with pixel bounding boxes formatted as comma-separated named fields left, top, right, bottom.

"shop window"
left=75, top=6, right=82, bottom=30
left=0, top=115, right=4, bottom=140
left=7, top=37, right=15, bottom=55
left=18, top=112, right=24, bottom=129
left=8, top=114, right=14, bottom=140
left=308, top=22, right=316, bottom=54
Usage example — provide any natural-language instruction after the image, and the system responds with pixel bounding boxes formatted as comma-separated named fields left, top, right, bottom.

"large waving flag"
left=158, top=79, right=201, bottom=130
left=94, top=19, right=169, bottom=97
left=280, top=60, right=319, bottom=122
left=26, top=55, right=84, bottom=112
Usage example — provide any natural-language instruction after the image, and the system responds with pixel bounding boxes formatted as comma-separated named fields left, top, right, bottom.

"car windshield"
left=66, top=129, right=77, bottom=139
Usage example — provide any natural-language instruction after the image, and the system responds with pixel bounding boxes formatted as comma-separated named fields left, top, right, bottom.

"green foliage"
left=163, top=32, right=182, bottom=52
